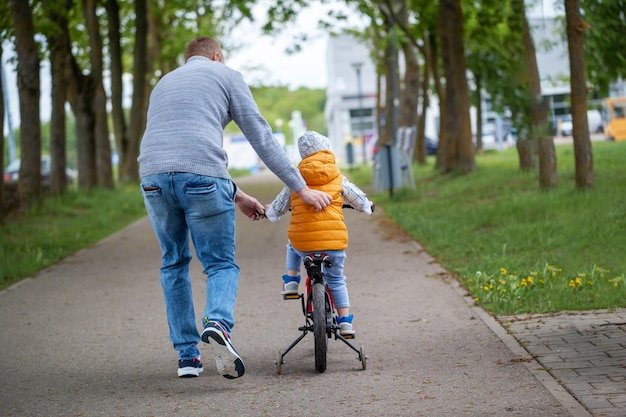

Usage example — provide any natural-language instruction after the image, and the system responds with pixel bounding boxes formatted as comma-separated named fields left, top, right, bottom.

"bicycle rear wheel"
left=312, top=282, right=327, bottom=373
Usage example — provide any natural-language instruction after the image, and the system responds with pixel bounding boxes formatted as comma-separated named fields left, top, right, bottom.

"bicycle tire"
left=312, top=282, right=327, bottom=373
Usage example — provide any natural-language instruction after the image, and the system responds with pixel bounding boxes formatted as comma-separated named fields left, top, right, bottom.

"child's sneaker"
left=201, top=321, right=245, bottom=379
left=281, top=274, right=300, bottom=296
left=337, top=314, right=356, bottom=338
left=177, top=357, right=203, bottom=378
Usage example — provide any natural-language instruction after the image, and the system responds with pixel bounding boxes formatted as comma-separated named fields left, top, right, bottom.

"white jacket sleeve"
left=341, top=176, right=373, bottom=215
left=266, top=186, right=291, bottom=222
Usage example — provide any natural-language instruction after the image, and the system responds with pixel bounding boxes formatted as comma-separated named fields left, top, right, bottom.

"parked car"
left=3, top=156, right=74, bottom=185
left=559, top=110, right=604, bottom=137
left=479, top=122, right=498, bottom=150
left=560, top=115, right=573, bottom=136
left=426, top=137, right=438, bottom=155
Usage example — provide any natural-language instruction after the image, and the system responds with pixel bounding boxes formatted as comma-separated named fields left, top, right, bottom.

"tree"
left=580, top=0, right=626, bottom=97
left=124, top=0, right=148, bottom=183
left=10, top=0, right=41, bottom=210
left=438, top=0, right=474, bottom=173
left=0, top=0, right=10, bottom=219
left=41, top=0, right=72, bottom=195
left=84, top=0, right=113, bottom=188
left=104, top=0, right=128, bottom=182
left=565, top=0, right=593, bottom=189
left=0, top=42, right=4, bottom=219
left=519, top=0, right=556, bottom=188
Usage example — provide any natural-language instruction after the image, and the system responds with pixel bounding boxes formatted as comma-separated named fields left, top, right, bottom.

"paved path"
left=500, top=310, right=626, bottom=417
left=0, top=170, right=618, bottom=416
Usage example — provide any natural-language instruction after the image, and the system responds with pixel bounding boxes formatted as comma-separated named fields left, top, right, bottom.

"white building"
left=324, top=34, right=378, bottom=165
left=324, top=17, right=577, bottom=160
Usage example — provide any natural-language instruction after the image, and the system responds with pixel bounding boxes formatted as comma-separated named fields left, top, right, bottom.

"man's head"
left=184, top=37, right=224, bottom=63
left=298, top=131, right=333, bottom=158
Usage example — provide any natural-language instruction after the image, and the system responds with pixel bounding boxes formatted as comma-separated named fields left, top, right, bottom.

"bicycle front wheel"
left=312, top=282, right=327, bottom=373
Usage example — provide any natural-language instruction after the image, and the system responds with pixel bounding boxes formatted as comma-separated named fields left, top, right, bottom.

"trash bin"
left=374, top=144, right=402, bottom=193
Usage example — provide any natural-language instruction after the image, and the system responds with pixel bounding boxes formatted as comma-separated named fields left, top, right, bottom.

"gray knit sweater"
left=138, top=56, right=305, bottom=192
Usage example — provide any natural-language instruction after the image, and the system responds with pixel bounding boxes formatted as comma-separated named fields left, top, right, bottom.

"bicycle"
left=274, top=206, right=370, bottom=374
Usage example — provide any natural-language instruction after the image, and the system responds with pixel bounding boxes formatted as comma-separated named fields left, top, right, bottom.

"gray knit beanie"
left=298, top=131, right=333, bottom=158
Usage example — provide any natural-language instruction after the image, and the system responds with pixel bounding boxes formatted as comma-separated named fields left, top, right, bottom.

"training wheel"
left=275, top=350, right=283, bottom=375
left=359, top=345, right=367, bottom=370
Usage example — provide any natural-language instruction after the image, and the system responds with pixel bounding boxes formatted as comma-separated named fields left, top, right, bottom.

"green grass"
left=0, top=183, right=147, bottom=290
left=347, top=140, right=626, bottom=315
left=2, top=147, right=625, bottom=317
left=0, top=169, right=257, bottom=292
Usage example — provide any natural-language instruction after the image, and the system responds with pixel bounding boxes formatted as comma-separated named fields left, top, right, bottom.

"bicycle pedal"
left=341, top=334, right=355, bottom=340
left=282, top=293, right=300, bottom=300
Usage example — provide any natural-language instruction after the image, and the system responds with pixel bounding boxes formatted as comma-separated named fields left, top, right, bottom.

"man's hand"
left=295, top=187, right=332, bottom=212
left=235, top=189, right=265, bottom=221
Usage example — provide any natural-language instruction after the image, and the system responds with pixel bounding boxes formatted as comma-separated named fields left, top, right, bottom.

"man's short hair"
left=184, top=37, right=221, bottom=62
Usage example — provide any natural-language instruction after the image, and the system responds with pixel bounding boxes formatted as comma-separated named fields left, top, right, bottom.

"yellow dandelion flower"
left=500, top=268, right=507, bottom=275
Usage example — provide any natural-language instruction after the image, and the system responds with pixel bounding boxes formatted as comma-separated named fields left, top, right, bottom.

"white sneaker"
left=337, top=315, right=356, bottom=337
left=281, top=280, right=299, bottom=295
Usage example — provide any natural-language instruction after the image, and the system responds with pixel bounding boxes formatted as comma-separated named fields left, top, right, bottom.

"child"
left=265, top=131, right=373, bottom=337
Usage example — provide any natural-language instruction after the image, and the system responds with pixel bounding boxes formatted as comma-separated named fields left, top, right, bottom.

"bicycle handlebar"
left=342, top=203, right=375, bottom=213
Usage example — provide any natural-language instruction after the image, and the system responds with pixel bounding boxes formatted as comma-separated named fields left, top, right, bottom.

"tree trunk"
left=68, top=75, right=98, bottom=188
left=0, top=44, right=4, bottom=219
left=430, top=31, right=445, bottom=170
left=565, top=0, right=594, bottom=189
left=521, top=3, right=556, bottom=188
left=375, top=73, right=385, bottom=148
left=83, top=0, right=113, bottom=189
left=44, top=0, right=71, bottom=195
left=438, top=0, right=474, bottom=174
left=105, top=0, right=128, bottom=183
left=475, top=75, right=483, bottom=153
left=401, top=40, right=420, bottom=161
left=10, top=0, right=41, bottom=211
left=415, top=37, right=431, bottom=165
left=125, top=0, right=149, bottom=182
left=400, top=42, right=419, bottom=129
left=382, top=41, right=394, bottom=145
left=516, top=138, right=535, bottom=171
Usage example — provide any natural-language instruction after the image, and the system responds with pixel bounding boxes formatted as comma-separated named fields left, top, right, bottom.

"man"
left=138, top=36, right=331, bottom=379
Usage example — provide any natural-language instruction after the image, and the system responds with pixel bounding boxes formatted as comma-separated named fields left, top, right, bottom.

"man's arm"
left=234, top=188, right=266, bottom=220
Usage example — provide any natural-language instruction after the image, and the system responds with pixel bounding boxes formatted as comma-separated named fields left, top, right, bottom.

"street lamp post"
left=351, top=62, right=367, bottom=165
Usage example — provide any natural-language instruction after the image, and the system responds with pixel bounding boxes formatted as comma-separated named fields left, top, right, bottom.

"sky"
left=2, top=1, right=558, bottom=134
left=226, top=0, right=558, bottom=89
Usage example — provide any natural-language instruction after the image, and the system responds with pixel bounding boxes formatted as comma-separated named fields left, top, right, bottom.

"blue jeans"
left=141, top=173, right=239, bottom=360
left=285, top=242, right=350, bottom=308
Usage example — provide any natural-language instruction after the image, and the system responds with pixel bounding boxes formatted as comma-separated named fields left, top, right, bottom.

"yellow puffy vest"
left=288, top=150, right=348, bottom=252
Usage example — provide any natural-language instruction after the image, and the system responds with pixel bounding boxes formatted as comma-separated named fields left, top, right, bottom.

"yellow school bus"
left=603, top=97, right=626, bottom=141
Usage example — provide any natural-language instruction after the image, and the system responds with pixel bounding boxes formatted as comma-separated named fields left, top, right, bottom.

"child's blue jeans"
left=285, top=241, right=350, bottom=308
